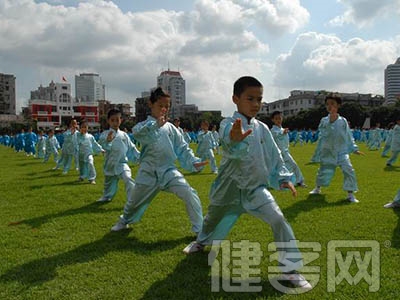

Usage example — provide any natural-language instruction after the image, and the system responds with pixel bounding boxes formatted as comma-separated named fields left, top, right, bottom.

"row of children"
left=99, top=77, right=398, bottom=289
left=2, top=76, right=399, bottom=291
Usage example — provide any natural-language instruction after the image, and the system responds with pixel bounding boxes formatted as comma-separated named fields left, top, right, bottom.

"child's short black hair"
left=271, top=111, right=282, bottom=119
left=107, top=109, right=121, bottom=120
left=150, top=87, right=170, bottom=103
left=80, top=119, right=88, bottom=126
left=233, top=76, right=263, bottom=97
left=325, top=94, right=342, bottom=105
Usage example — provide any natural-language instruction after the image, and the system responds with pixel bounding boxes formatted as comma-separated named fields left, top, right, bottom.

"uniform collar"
left=233, top=111, right=255, bottom=126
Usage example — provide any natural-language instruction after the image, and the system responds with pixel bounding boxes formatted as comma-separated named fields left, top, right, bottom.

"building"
left=384, top=57, right=400, bottom=105
left=98, top=101, right=132, bottom=119
left=157, top=70, right=186, bottom=119
left=135, top=92, right=151, bottom=123
left=29, top=81, right=99, bottom=129
left=75, top=73, right=106, bottom=103
left=260, top=90, right=384, bottom=118
left=0, top=73, right=16, bottom=115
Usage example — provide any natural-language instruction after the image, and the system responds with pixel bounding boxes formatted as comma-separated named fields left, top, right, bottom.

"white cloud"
left=274, top=32, right=400, bottom=95
left=234, top=0, right=310, bottom=34
left=0, top=0, right=309, bottom=115
left=329, top=0, right=400, bottom=27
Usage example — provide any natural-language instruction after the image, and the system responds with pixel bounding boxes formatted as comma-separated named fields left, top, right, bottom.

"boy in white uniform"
left=309, top=94, right=363, bottom=203
left=183, top=76, right=312, bottom=290
left=270, top=110, right=306, bottom=187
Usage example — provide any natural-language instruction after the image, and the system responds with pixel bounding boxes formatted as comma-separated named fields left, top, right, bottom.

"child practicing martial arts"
left=76, top=120, right=104, bottom=184
left=110, top=87, right=208, bottom=234
left=36, top=130, right=46, bottom=159
left=309, top=94, right=363, bottom=203
left=96, top=109, right=140, bottom=202
left=386, top=116, right=400, bottom=167
left=183, top=76, right=312, bottom=290
left=196, top=120, right=218, bottom=174
left=44, top=129, right=60, bottom=163
left=270, top=110, right=306, bottom=187
left=54, top=119, right=78, bottom=174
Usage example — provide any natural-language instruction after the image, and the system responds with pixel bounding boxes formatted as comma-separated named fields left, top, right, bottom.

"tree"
left=338, top=102, right=366, bottom=128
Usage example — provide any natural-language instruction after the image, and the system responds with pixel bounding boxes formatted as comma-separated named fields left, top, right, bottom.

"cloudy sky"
left=1, top=0, right=400, bottom=116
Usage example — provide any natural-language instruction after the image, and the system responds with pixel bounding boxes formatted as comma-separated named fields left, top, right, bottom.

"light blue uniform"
left=314, top=114, right=358, bottom=191
left=118, top=116, right=204, bottom=233
left=99, top=128, right=140, bottom=201
left=183, top=131, right=191, bottom=144
left=212, top=129, right=221, bottom=154
left=381, top=129, right=393, bottom=157
left=36, top=135, right=46, bottom=159
left=196, top=130, right=218, bottom=173
left=56, top=129, right=78, bottom=172
left=271, top=125, right=304, bottom=185
left=77, top=132, right=103, bottom=181
left=387, top=124, right=400, bottom=166
left=368, top=128, right=382, bottom=150
left=44, top=135, right=60, bottom=162
left=310, top=136, right=322, bottom=163
left=393, top=189, right=400, bottom=203
left=196, top=112, right=302, bottom=272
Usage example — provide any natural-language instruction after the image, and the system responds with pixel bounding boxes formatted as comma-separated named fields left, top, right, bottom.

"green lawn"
left=0, top=143, right=399, bottom=299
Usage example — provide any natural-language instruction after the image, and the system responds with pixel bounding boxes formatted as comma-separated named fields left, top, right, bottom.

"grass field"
left=0, top=143, right=399, bottom=299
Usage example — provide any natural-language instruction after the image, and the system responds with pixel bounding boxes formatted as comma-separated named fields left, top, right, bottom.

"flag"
left=62, top=76, right=67, bottom=82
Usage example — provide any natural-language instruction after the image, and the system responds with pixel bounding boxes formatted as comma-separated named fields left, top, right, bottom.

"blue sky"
left=1, top=0, right=400, bottom=116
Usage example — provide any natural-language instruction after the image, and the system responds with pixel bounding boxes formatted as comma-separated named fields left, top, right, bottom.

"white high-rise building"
left=75, top=73, right=105, bottom=103
left=384, top=57, right=400, bottom=105
left=157, top=70, right=185, bottom=119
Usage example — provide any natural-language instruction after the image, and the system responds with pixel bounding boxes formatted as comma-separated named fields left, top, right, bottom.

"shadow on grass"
left=16, top=161, right=41, bottom=167
left=0, top=231, right=192, bottom=286
left=25, top=169, right=61, bottom=178
left=29, top=179, right=98, bottom=190
left=384, top=165, right=400, bottom=172
left=391, top=208, right=400, bottom=249
left=141, top=253, right=284, bottom=299
left=183, top=172, right=216, bottom=178
left=8, top=202, right=119, bottom=228
left=304, top=162, right=320, bottom=166
left=282, top=195, right=349, bottom=222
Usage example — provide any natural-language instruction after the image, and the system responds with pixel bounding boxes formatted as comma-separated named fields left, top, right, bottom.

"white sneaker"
left=96, top=197, right=111, bottom=203
left=281, top=272, right=312, bottom=290
left=309, top=187, right=321, bottom=195
left=183, top=241, right=204, bottom=254
left=384, top=201, right=400, bottom=208
left=111, top=220, right=129, bottom=231
left=89, top=180, right=96, bottom=185
left=347, top=194, right=359, bottom=203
